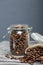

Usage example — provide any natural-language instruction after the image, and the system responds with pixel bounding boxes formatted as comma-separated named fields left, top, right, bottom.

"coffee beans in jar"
left=10, top=24, right=31, bottom=55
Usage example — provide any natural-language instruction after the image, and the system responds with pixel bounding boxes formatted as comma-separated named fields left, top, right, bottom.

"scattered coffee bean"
left=5, top=46, right=43, bottom=64
left=18, top=46, right=43, bottom=64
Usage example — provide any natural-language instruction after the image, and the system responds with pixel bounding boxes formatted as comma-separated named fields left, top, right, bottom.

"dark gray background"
left=0, top=0, right=43, bottom=41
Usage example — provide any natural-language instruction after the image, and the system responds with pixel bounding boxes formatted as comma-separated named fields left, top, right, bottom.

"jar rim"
left=8, top=24, right=28, bottom=30
left=7, top=24, right=32, bottom=31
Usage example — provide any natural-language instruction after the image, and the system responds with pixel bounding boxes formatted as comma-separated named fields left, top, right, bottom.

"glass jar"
left=9, top=24, right=32, bottom=55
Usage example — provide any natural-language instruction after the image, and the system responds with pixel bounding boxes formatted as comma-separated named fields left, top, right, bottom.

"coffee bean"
left=15, top=51, right=19, bottom=54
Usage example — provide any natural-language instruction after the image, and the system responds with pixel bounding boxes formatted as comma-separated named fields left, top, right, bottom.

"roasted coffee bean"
left=15, top=51, right=19, bottom=54
left=40, top=56, right=43, bottom=63
left=28, top=60, right=33, bottom=65
left=36, top=57, right=41, bottom=61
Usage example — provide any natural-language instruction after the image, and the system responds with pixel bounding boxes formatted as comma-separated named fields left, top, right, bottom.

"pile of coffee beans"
left=5, top=46, right=43, bottom=64
left=10, top=29, right=28, bottom=55
left=19, top=46, right=43, bottom=64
